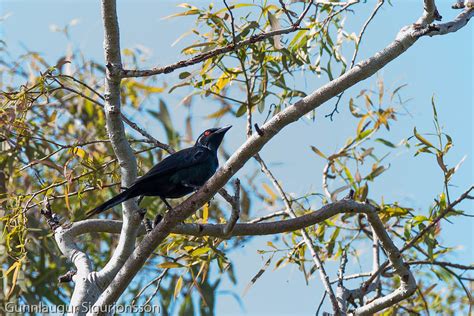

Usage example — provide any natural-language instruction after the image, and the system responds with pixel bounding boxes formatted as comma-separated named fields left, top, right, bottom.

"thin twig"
left=223, top=0, right=237, bottom=46
left=223, top=179, right=241, bottom=237
left=248, top=210, right=288, bottom=223
left=279, top=0, right=295, bottom=25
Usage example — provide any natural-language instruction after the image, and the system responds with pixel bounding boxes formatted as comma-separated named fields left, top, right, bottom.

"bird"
left=85, top=126, right=231, bottom=218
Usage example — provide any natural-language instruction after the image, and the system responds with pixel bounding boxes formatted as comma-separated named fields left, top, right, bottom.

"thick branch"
left=94, top=0, right=142, bottom=291
left=66, top=200, right=374, bottom=238
left=41, top=199, right=101, bottom=313
left=414, top=7, right=474, bottom=36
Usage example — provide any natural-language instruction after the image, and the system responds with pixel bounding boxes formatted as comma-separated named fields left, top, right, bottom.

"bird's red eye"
left=204, top=130, right=211, bottom=136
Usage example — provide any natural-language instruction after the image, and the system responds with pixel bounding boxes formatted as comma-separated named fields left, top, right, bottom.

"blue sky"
left=1, top=0, right=472, bottom=314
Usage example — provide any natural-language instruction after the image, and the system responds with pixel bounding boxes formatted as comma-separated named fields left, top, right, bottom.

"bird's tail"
left=85, top=187, right=136, bottom=219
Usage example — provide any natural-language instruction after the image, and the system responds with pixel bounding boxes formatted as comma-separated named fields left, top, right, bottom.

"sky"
left=1, top=0, right=473, bottom=315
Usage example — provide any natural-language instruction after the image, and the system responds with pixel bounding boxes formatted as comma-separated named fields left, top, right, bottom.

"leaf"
left=330, top=185, right=351, bottom=202
left=349, top=98, right=364, bottom=118
left=359, top=183, right=369, bottom=201
left=207, top=105, right=231, bottom=119
left=390, top=84, right=407, bottom=101
left=326, top=227, right=340, bottom=258
left=163, top=8, right=200, bottom=20
left=262, top=183, right=277, bottom=201
left=128, top=80, right=164, bottom=93
left=6, top=260, right=21, bottom=299
left=174, top=276, right=183, bottom=299
left=357, top=128, right=373, bottom=141
left=356, top=116, right=368, bottom=135
left=343, top=166, right=354, bottom=184
left=414, top=127, right=434, bottom=148
left=192, top=247, right=211, bottom=257
left=214, top=3, right=256, bottom=15
left=147, top=99, right=177, bottom=143
left=366, top=166, right=386, bottom=181
left=268, top=12, right=282, bottom=49
left=179, top=71, right=191, bottom=79
left=211, top=72, right=235, bottom=94
left=243, top=256, right=272, bottom=296
left=72, top=147, right=87, bottom=160
left=436, top=153, right=448, bottom=173
left=235, top=104, right=247, bottom=117
left=310, top=146, right=327, bottom=159
left=202, top=203, right=209, bottom=223
left=375, top=138, right=396, bottom=148
left=64, top=184, right=71, bottom=211
left=158, top=262, right=184, bottom=269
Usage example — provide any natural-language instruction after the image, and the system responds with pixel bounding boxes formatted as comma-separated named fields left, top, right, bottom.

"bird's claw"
left=143, top=217, right=153, bottom=233
left=137, top=208, right=147, bottom=218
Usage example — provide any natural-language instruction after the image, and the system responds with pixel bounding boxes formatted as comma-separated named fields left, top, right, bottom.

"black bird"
left=86, top=126, right=231, bottom=218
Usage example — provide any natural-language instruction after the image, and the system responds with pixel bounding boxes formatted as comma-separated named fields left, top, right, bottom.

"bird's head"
left=195, top=126, right=232, bottom=151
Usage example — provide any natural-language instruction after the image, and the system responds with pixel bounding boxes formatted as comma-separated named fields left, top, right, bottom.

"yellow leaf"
left=174, top=276, right=183, bottom=299
left=72, top=147, right=87, bottom=160
left=6, top=260, right=21, bottom=299
left=202, top=203, right=209, bottom=223
left=158, top=262, right=183, bottom=269
left=262, top=183, right=277, bottom=201
left=206, top=105, right=231, bottom=119
left=129, top=81, right=164, bottom=93
left=211, top=72, right=234, bottom=94
left=191, top=247, right=211, bottom=256
left=4, top=261, right=19, bottom=276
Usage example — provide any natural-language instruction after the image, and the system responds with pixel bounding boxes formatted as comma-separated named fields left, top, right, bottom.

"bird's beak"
left=216, top=125, right=232, bottom=134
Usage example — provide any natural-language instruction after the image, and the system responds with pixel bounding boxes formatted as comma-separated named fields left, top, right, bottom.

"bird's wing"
left=134, top=146, right=211, bottom=183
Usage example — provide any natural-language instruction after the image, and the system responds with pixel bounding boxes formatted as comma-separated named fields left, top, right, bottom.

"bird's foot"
left=160, top=197, right=174, bottom=212
left=143, top=214, right=164, bottom=234
left=154, top=214, right=163, bottom=227
left=143, top=217, right=153, bottom=234
left=137, top=208, right=147, bottom=218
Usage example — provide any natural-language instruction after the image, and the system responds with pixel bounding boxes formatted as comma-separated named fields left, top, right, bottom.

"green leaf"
left=179, top=71, right=191, bottom=79
left=235, top=104, right=247, bottom=117
left=414, top=127, right=434, bottom=148
left=326, top=227, right=340, bottom=258
left=375, top=138, right=396, bottom=148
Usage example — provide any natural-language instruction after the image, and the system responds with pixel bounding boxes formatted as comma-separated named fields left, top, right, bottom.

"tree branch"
left=222, top=179, right=241, bottom=237
left=119, top=1, right=315, bottom=78
left=93, top=0, right=142, bottom=293
left=360, top=185, right=474, bottom=300
left=41, top=198, right=102, bottom=314
left=90, top=5, right=473, bottom=313
left=414, top=7, right=474, bottom=37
